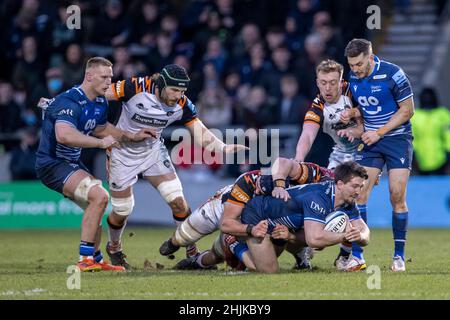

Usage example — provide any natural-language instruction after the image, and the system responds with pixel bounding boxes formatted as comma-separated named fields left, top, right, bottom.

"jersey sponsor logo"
left=305, top=111, right=320, bottom=122
left=58, top=109, right=74, bottom=116
left=310, top=201, right=326, bottom=215
left=136, top=103, right=148, bottom=111
left=115, top=81, right=124, bottom=97
left=358, top=96, right=381, bottom=115
left=166, top=111, right=174, bottom=116
left=392, top=69, right=407, bottom=85
left=163, top=160, right=171, bottom=168
left=131, top=114, right=168, bottom=127
left=78, top=100, right=87, bottom=105
left=371, top=85, right=382, bottom=93
left=230, top=186, right=250, bottom=203
left=96, top=97, right=105, bottom=103
left=353, top=85, right=358, bottom=92
left=373, top=74, right=387, bottom=80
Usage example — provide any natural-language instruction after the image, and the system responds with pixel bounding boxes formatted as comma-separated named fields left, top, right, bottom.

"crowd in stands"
left=0, top=0, right=448, bottom=180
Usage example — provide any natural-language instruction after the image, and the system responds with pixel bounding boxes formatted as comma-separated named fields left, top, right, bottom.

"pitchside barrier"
left=0, top=172, right=448, bottom=229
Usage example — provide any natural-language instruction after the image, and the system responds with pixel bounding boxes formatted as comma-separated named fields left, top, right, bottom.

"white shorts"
left=108, top=141, right=175, bottom=191
left=184, top=197, right=224, bottom=237
left=328, top=150, right=356, bottom=170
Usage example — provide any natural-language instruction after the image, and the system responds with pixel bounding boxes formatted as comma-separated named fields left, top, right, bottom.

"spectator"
left=234, top=85, right=276, bottom=129
left=147, top=31, right=176, bottom=72
left=263, top=45, right=292, bottom=98
left=277, top=74, right=310, bottom=125
left=295, top=33, right=327, bottom=97
left=90, top=0, right=130, bottom=46
left=111, top=45, right=131, bottom=81
left=412, top=88, right=450, bottom=175
left=12, top=36, right=45, bottom=93
left=130, top=0, right=159, bottom=46
left=61, top=43, right=85, bottom=87
left=0, top=81, right=24, bottom=133
left=51, top=1, right=83, bottom=58
left=9, top=126, right=39, bottom=180
left=201, top=36, right=228, bottom=77
left=265, top=26, right=286, bottom=52
left=197, top=86, right=232, bottom=128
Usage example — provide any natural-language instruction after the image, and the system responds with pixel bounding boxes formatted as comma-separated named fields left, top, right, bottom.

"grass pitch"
left=1, top=228, right=449, bottom=300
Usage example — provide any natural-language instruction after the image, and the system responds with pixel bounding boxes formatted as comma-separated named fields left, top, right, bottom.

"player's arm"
left=220, top=202, right=267, bottom=237
left=376, top=97, right=414, bottom=138
left=187, top=119, right=249, bottom=153
left=349, top=218, right=370, bottom=246
left=93, top=122, right=156, bottom=142
left=295, top=123, right=320, bottom=162
left=270, top=157, right=303, bottom=201
left=304, top=220, right=347, bottom=249
left=55, top=123, right=117, bottom=149
left=362, top=97, right=414, bottom=146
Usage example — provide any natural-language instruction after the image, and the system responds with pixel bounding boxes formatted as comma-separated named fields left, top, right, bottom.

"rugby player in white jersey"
left=104, top=64, right=247, bottom=269
left=294, top=59, right=368, bottom=271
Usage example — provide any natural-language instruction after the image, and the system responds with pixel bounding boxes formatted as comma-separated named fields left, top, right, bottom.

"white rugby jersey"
left=109, top=76, right=198, bottom=163
left=303, top=81, right=360, bottom=153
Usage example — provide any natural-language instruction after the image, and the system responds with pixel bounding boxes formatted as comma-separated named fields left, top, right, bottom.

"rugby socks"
left=339, top=242, right=352, bottom=258
left=107, top=216, right=126, bottom=253
left=230, top=242, right=249, bottom=262
left=173, top=207, right=191, bottom=227
left=195, top=251, right=210, bottom=268
left=393, top=211, right=408, bottom=260
left=94, top=250, right=104, bottom=263
left=79, top=241, right=95, bottom=261
left=352, top=204, right=368, bottom=260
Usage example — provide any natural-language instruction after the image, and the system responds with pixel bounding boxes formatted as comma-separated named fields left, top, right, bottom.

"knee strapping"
left=111, top=195, right=135, bottom=216
left=157, top=179, right=184, bottom=203
left=174, top=219, right=203, bottom=246
left=73, top=176, right=108, bottom=209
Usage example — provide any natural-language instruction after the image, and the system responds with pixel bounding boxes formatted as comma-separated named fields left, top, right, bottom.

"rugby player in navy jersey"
left=241, top=161, right=370, bottom=273
left=340, top=39, right=415, bottom=272
left=35, top=57, right=154, bottom=271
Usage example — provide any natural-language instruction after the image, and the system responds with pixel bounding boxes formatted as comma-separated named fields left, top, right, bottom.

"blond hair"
left=316, top=59, right=344, bottom=78
left=85, top=57, right=113, bottom=70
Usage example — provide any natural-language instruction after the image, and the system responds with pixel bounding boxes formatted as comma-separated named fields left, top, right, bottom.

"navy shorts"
left=36, top=161, right=89, bottom=194
left=355, top=134, right=413, bottom=171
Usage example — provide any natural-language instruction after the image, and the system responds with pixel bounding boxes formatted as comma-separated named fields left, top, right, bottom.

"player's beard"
left=161, top=90, right=177, bottom=106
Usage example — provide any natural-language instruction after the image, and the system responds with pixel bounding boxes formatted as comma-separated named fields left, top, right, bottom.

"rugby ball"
left=324, top=211, right=348, bottom=233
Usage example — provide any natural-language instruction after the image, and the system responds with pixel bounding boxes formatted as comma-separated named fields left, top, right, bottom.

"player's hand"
left=361, top=130, right=381, bottom=146
left=272, top=186, right=290, bottom=201
left=223, top=144, right=249, bottom=153
left=343, top=222, right=361, bottom=243
left=37, top=97, right=51, bottom=110
left=339, top=109, right=352, bottom=124
left=337, top=128, right=356, bottom=142
left=100, top=135, right=119, bottom=149
left=271, top=224, right=291, bottom=240
left=252, top=220, right=268, bottom=238
left=132, top=128, right=157, bottom=141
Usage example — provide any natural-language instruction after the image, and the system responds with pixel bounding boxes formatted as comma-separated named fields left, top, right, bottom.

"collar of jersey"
left=74, top=85, right=98, bottom=104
